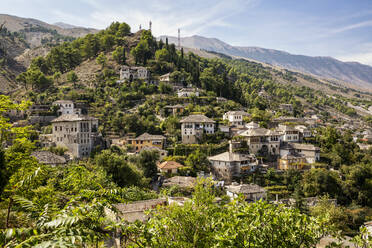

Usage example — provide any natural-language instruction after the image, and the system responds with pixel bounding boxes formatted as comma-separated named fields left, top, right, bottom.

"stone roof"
left=53, top=100, right=73, bottom=105
left=121, top=65, right=147, bottom=70
left=130, top=132, right=166, bottom=141
left=226, top=183, right=266, bottom=194
left=239, top=128, right=281, bottom=137
left=31, top=151, right=66, bottom=165
left=180, top=114, right=215, bottom=123
left=51, top=114, right=97, bottom=123
left=282, top=143, right=320, bottom=151
left=208, top=152, right=255, bottom=162
left=281, top=153, right=305, bottom=160
left=163, top=176, right=196, bottom=188
left=225, top=111, right=249, bottom=116
left=277, top=124, right=298, bottom=132
left=178, top=88, right=198, bottom=92
left=158, top=161, right=184, bottom=170
left=246, top=121, right=259, bottom=129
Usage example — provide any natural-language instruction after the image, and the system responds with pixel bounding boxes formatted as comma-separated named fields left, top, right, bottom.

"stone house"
left=279, top=143, right=320, bottom=164
left=226, top=182, right=267, bottom=202
left=157, top=161, right=184, bottom=174
left=31, top=151, right=66, bottom=166
left=177, top=88, right=199, bottom=97
left=278, top=153, right=307, bottom=170
left=180, top=114, right=215, bottom=144
left=208, top=142, right=258, bottom=183
left=277, top=124, right=300, bottom=143
left=162, top=176, right=196, bottom=188
left=295, top=125, right=312, bottom=140
left=238, top=127, right=281, bottom=156
left=164, top=104, right=185, bottom=116
left=53, top=100, right=82, bottom=116
left=223, top=111, right=249, bottom=126
left=127, top=133, right=166, bottom=152
left=51, top=114, right=99, bottom=158
left=159, top=72, right=170, bottom=82
left=119, top=66, right=148, bottom=81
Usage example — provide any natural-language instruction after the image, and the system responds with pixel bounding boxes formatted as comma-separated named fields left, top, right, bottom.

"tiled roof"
left=53, top=100, right=73, bottom=104
left=239, top=128, right=281, bottom=137
left=208, top=152, right=255, bottom=162
left=163, top=176, right=196, bottom=188
left=158, top=161, right=184, bottom=169
left=31, top=151, right=66, bottom=165
left=281, top=143, right=320, bottom=151
left=226, top=183, right=266, bottom=194
left=225, top=111, right=249, bottom=116
left=131, top=132, right=166, bottom=140
left=180, top=114, right=215, bottom=123
left=51, top=114, right=97, bottom=123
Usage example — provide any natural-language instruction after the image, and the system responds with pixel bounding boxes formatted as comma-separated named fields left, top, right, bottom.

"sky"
left=2, top=0, right=372, bottom=65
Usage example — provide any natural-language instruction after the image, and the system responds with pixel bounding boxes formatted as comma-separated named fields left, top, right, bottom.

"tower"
left=178, top=28, right=181, bottom=50
left=149, top=20, right=152, bottom=32
left=139, top=24, right=142, bottom=30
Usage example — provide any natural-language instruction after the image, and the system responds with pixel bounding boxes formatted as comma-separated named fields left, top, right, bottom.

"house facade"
left=208, top=142, right=258, bottom=183
left=177, top=88, right=199, bottom=97
left=51, top=114, right=99, bottom=158
left=127, top=133, right=166, bottom=152
left=279, top=143, right=320, bottom=164
left=223, top=111, right=249, bottom=126
left=53, top=100, right=81, bottom=116
left=119, top=66, right=148, bottom=81
left=277, top=124, right=300, bottom=143
left=238, top=127, right=281, bottom=156
left=278, top=153, right=307, bottom=170
left=180, top=115, right=215, bottom=144
left=226, top=182, right=267, bottom=202
left=157, top=161, right=184, bottom=174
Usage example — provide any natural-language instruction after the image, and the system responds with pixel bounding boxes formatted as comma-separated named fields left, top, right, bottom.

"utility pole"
left=149, top=20, right=152, bottom=32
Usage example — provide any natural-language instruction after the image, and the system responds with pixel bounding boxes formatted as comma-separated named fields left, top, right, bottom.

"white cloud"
left=331, top=20, right=372, bottom=34
left=52, top=0, right=258, bottom=37
left=337, top=52, right=372, bottom=66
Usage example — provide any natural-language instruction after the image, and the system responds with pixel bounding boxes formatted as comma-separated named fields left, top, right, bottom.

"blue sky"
left=2, top=0, right=372, bottom=65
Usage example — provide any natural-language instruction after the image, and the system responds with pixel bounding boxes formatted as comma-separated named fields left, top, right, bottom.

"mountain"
left=53, top=22, right=81, bottom=29
left=0, top=14, right=98, bottom=48
left=159, top=35, right=372, bottom=89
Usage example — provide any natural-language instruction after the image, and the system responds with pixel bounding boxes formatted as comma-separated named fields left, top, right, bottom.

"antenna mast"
left=149, top=20, right=152, bottom=32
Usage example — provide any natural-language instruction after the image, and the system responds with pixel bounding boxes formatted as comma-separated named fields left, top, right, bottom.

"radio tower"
left=139, top=24, right=142, bottom=30
left=178, top=28, right=181, bottom=50
left=149, top=20, right=152, bottom=32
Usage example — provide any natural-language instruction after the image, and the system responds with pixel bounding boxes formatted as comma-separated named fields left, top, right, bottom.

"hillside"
left=0, top=14, right=98, bottom=48
left=160, top=35, right=372, bottom=90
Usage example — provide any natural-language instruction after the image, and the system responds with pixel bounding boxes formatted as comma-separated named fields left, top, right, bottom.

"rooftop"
left=180, top=114, right=215, bottom=123
left=225, top=111, right=249, bottom=116
left=226, top=183, right=266, bottom=194
left=208, top=151, right=256, bottom=162
left=239, top=128, right=281, bottom=137
left=51, top=114, right=97, bottom=123
left=158, top=161, right=184, bottom=170
left=282, top=143, right=320, bottom=151
left=163, top=176, right=196, bottom=188
left=53, top=100, right=73, bottom=104
left=31, top=151, right=66, bottom=165
left=130, top=132, right=166, bottom=141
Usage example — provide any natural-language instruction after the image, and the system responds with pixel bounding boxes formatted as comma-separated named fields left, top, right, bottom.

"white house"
left=120, top=66, right=148, bottom=81
left=177, top=88, right=199, bottom=97
left=295, top=125, right=312, bottom=139
left=208, top=141, right=258, bottom=182
left=53, top=100, right=81, bottom=116
left=238, top=127, right=281, bottom=156
left=280, top=143, right=320, bottom=164
left=277, top=124, right=300, bottom=143
left=226, top=182, right=267, bottom=202
left=51, top=114, right=99, bottom=158
left=180, top=114, right=215, bottom=144
left=223, top=111, right=249, bottom=126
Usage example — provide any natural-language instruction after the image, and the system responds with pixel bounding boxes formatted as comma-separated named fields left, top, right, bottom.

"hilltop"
left=160, top=35, right=372, bottom=90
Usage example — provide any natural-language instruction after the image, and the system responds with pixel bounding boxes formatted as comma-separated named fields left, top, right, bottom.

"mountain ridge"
left=159, top=35, right=372, bottom=89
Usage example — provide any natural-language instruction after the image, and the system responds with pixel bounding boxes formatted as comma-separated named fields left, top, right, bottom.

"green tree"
left=131, top=40, right=150, bottom=65
left=96, top=52, right=107, bottom=69
left=112, top=46, right=126, bottom=64
left=66, top=71, right=78, bottom=84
